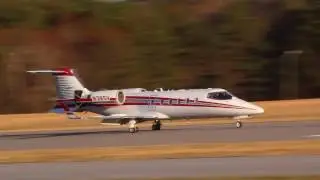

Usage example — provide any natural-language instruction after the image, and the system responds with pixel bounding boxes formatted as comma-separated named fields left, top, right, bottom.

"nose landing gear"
left=236, top=120, right=242, bottom=128
left=233, top=115, right=248, bottom=129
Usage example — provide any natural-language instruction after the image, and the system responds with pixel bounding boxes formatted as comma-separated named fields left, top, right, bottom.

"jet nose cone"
left=255, top=105, right=264, bottom=114
left=246, top=102, right=264, bottom=115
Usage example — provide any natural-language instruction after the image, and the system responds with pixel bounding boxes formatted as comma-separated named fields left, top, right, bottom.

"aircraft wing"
left=91, top=112, right=170, bottom=120
left=68, top=112, right=170, bottom=124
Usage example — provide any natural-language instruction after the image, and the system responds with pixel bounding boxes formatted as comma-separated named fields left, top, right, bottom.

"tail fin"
left=27, top=68, right=90, bottom=99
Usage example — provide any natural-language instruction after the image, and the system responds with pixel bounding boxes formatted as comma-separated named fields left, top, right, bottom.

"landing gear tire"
left=128, top=119, right=138, bottom=133
left=152, top=120, right=162, bottom=131
left=129, top=127, right=139, bottom=133
left=129, top=128, right=135, bottom=133
left=236, top=121, right=242, bottom=128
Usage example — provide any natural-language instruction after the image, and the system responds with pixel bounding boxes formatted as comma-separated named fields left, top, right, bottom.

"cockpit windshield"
left=207, top=91, right=233, bottom=100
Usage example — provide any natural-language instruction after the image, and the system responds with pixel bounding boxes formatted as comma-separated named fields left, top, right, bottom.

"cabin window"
left=163, top=99, right=170, bottom=104
left=172, top=99, right=178, bottom=104
left=179, top=99, right=187, bottom=104
left=207, top=91, right=232, bottom=100
left=154, top=99, right=161, bottom=104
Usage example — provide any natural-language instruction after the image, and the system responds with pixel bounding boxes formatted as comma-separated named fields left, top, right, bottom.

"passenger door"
left=148, top=94, right=157, bottom=112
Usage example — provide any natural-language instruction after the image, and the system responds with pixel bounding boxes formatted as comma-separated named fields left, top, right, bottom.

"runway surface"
left=0, top=156, right=319, bottom=179
left=0, top=120, right=319, bottom=150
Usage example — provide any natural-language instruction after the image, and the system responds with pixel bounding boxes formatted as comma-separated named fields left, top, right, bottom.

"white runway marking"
left=304, top=134, right=320, bottom=138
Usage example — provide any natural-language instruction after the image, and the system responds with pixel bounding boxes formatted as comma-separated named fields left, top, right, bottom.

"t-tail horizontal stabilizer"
left=27, top=70, right=66, bottom=74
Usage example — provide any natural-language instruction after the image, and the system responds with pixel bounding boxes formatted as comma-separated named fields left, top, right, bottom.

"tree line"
left=0, top=0, right=319, bottom=113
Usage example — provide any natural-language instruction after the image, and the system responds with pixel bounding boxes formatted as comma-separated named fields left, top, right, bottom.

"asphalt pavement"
left=0, top=156, right=319, bottom=179
left=0, top=120, right=319, bottom=150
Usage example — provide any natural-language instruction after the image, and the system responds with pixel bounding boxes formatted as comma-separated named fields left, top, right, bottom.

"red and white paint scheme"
left=27, top=68, right=264, bottom=133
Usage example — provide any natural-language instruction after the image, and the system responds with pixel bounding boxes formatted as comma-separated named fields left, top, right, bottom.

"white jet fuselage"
left=84, top=88, right=264, bottom=120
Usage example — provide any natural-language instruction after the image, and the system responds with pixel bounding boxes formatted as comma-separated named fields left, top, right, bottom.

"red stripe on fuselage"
left=125, top=96, right=251, bottom=109
left=121, top=102, right=245, bottom=109
left=55, top=96, right=253, bottom=110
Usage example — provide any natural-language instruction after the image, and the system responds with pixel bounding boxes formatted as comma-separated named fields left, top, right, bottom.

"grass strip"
left=0, top=140, right=319, bottom=164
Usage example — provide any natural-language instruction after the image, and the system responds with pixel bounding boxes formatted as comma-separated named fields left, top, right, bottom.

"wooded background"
left=0, top=0, right=319, bottom=113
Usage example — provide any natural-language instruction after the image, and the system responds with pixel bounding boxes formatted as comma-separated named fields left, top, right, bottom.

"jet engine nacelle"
left=90, top=90, right=126, bottom=105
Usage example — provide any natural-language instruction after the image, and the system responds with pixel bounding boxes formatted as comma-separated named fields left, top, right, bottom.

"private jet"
left=27, top=68, right=264, bottom=133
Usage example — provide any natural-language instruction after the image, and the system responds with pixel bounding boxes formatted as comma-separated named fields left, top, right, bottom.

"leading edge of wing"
left=87, top=112, right=170, bottom=120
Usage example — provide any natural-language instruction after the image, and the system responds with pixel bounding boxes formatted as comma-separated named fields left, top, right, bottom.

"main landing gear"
left=128, top=119, right=162, bottom=133
left=152, top=120, right=162, bottom=131
left=128, top=119, right=139, bottom=133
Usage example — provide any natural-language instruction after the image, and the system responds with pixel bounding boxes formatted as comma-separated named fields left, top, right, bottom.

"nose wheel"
left=152, top=120, right=162, bottom=131
left=236, top=121, right=242, bottom=128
